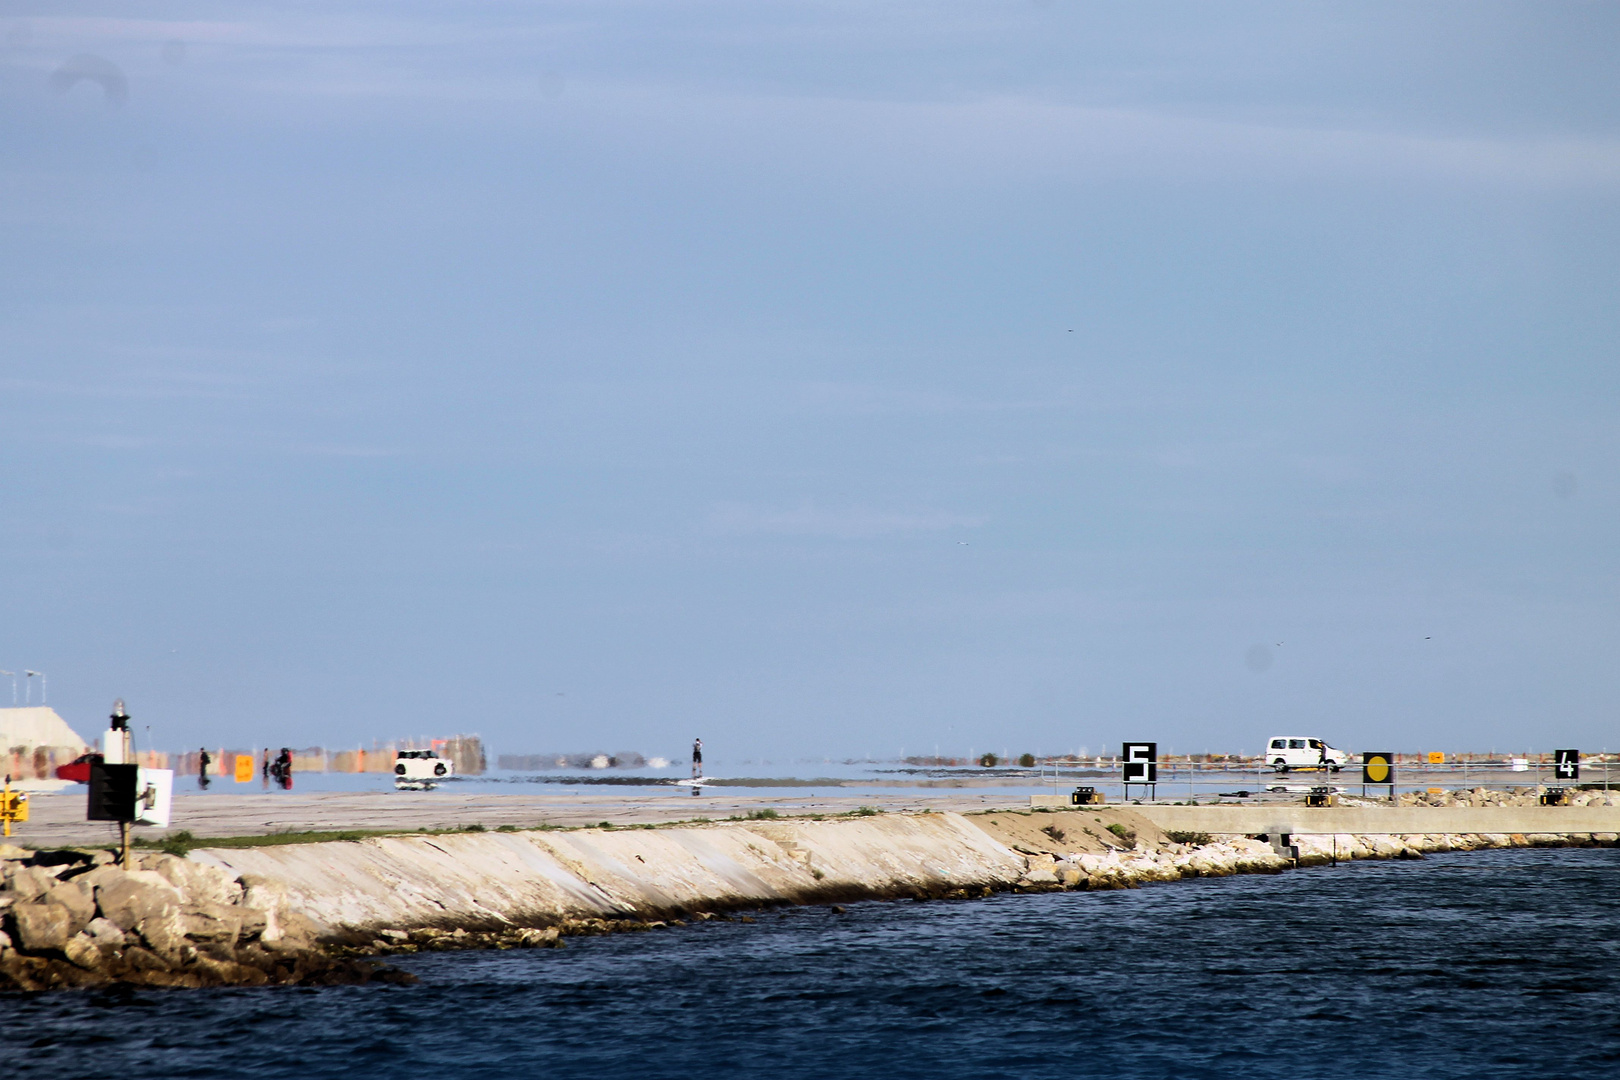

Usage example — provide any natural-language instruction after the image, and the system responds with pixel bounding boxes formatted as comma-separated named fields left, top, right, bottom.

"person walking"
left=198, top=747, right=212, bottom=790
left=691, top=738, right=703, bottom=780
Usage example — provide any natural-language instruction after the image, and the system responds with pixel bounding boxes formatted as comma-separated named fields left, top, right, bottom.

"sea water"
left=4, top=847, right=1618, bottom=1078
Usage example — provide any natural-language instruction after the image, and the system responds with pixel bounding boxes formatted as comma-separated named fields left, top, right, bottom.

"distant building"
left=0, top=707, right=91, bottom=780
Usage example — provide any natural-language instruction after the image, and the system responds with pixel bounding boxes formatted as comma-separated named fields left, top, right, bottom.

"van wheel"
left=1329, top=764, right=1341, bottom=774
left=1272, top=760, right=1288, bottom=773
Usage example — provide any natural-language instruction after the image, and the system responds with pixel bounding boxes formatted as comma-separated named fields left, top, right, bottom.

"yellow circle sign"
left=1364, top=754, right=1391, bottom=783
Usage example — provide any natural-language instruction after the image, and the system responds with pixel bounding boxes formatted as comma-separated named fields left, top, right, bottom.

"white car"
left=1266, top=736, right=1349, bottom=773
left=394, top=749, right=453, bottom=789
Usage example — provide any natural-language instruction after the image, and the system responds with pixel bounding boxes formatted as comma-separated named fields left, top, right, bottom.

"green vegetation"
left=1165, top=830, right=1212, bottom=846
left=134, top=828, right=395, bottom=855
left=733, top=808, right=780, bottom=820
left=1041, top=824, right=1066, bottom=843
left=496, top=824, right=519, bottom=832
left=1106, top=823, right=1137, bottom=846
left=978, top=752, right=999, bottom=768
left=1018, top=753, right=1036, bottom=768
left=461, top=823, right=486, bottom=833
left=846, top=805, right=881, bottom=817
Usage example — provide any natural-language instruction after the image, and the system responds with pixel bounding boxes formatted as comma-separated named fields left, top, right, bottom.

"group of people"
left=195, top=747, right=293, bottom=790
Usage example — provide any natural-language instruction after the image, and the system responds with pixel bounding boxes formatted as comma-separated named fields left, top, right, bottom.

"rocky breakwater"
left=1398, top=787, right=1620, bottom=809
left=968, top=807, right=1617, bottom=892
left=1012, top=839, right=1293, bottom=891
left=1286, top=829, right=1618, bottom=865
left=0, top=845, right=408, bottom=992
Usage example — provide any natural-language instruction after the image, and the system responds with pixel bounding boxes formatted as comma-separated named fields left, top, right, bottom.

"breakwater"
left=4, top=804, right=1618, bottom=991
left=0, top=845, right=406, bottom=991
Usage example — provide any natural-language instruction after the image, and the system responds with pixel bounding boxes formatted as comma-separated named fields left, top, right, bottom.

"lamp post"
left=111, top=700, right=131, bottom=865
left=0, top=671, right=13, bottom=706
left=24, top=671, right=37, bottom=706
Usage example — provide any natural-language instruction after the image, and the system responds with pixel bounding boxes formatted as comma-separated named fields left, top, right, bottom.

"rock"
left=515, top=927, right=561, bottom=948
left=63, top=932, right=103, bottom=970
left=139, top=910, right=189, bottom=958
left=85, top=917, right=126, bottom=946
left=48, top=881, right=96, bottom=935
left=142, top=855, right=242, bottom=907
left=1021, top=869, right=1059, bottom=885
left=181, top=901, right=243, bottom=946
left=0, top=928, right=11, bottom=952
left=12, top=901, right=75, bottom=952
left=95, top=873, right=184, bottom=934
left=5, top=865, right=61, bottom=902
left=269, top=911, right=318, bottom=952
left=240, top=877, right=294, bottom=943
left=0, top=844, right=30, bottom=860
left=72, top=865, right=132, bottom=893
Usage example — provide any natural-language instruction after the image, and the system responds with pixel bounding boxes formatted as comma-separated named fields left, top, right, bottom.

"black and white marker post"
left=1555, top=749, right=1580, bottom=783
left=88, top=700, right=137, bottom=865
left=1121, top=742, right=1157, bottom=802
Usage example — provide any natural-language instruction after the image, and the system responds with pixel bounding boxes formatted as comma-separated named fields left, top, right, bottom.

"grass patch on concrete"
left=134, top=822, right=503, bottom=855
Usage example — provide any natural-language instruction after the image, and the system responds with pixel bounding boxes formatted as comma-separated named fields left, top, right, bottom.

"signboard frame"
left=1361, top=751, right=1395, bottom=797
left=1121, top=742, right=1157, bottom=801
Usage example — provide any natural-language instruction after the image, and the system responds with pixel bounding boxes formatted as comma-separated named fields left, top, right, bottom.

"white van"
left=1266, top=736, right=1349, bottom=773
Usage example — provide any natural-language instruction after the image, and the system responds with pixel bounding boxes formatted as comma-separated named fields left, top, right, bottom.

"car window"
left=1309, top=740, right=1321, bottom=749
left=1289, top=739, right=1306, bottom=749
left=1270, top=739, right=1285, bottom=749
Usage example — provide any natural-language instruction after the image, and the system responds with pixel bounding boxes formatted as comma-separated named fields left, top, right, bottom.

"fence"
left=1038, top=754, right=1618, bottom=801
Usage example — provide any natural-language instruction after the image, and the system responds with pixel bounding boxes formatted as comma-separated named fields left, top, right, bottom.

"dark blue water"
left=6, top=847, right=1619, bottom=1079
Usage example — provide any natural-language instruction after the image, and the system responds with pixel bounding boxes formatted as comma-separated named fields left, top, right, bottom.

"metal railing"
left=1036, top=757, right=1615, bottom=802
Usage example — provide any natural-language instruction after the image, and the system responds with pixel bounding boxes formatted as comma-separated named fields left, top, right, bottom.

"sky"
left=1, top=1, right=1617, bottom=761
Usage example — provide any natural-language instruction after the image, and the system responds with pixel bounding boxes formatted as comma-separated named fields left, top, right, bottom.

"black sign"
left=1555, top=749, right=1580, bottom=782
left=1362, top=752, right=1395, bottom=786
left=1122, top=742, right=1157, bottom=783
left=87, top=763, right=138, bottom=822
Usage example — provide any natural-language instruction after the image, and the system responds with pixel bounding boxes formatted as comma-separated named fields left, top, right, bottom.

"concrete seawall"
left=188, top=813, right=1027, bottom=937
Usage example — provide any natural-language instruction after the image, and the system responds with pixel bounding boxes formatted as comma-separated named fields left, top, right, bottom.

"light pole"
left=0, top=671, right=13, bottom=706
left=24, top=671, right=38, bottom=706
left=110, top=700, right=132, bottom=865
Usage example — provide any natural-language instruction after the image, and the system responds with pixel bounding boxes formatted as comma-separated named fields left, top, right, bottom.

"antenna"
left=0, top=671, right=12, bottom=706
left=23, top=671, right=37, bottom=706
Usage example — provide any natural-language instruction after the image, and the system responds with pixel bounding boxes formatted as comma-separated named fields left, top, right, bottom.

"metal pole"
left=122, top=720, right=133, bottom=866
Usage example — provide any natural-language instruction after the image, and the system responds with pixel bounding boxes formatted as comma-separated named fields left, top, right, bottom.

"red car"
left=54, top=753, right=103, bottom=783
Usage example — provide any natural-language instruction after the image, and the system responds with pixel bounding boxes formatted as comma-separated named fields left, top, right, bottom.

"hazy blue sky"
left=2, top=1, right=1616, bottom=761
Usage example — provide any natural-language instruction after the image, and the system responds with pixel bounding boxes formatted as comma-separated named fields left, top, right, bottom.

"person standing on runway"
left=691, top=738, right=703, bottom=780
